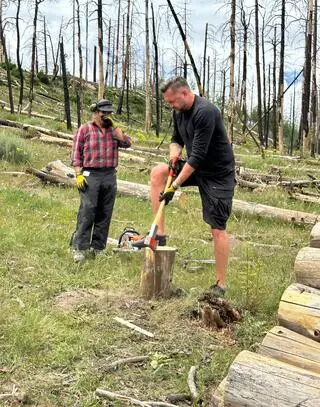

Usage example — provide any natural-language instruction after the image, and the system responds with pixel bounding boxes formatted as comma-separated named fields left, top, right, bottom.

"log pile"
left=210, top=222, right=320, bottom=406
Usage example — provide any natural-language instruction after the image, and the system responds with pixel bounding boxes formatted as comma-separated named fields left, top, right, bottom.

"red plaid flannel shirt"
left=71, top=121, right=132, bottom=168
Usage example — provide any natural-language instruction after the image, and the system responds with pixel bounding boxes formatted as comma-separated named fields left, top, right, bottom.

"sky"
left=3, top=0, right=306, bottom=117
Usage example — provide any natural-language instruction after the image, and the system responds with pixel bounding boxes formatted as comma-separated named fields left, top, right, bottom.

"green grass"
left=0, top=126, right=315, bottom=405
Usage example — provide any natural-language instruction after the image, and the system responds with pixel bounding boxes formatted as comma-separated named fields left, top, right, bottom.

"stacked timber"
left=211, top=222, right=320, bottom=406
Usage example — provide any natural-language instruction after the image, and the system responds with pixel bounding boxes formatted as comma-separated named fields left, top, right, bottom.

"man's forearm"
left=74, top=166, right=82, bottom=176
left=173, top=162, right=195, bottom=187
left=169, top=143, right=183, bottom=159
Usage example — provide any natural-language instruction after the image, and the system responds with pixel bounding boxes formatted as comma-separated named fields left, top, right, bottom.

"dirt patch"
left=53, top=288, right=147, bottom=314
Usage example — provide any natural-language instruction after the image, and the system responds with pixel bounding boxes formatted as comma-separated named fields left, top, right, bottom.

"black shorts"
left=178, top=162, right=233, bottom=230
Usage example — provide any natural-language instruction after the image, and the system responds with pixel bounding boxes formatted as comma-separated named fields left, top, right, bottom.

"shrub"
left=0, top=131, right=32, bottom=164
left=37, top=70, right=50, bottom=85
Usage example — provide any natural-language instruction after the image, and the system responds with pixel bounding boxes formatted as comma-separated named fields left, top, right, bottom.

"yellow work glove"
left=159, top=183, right=178, bottom=205
left=76, top=174, right=87, bottom=192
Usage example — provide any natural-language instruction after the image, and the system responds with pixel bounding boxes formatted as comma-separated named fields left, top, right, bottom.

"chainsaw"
left=117, top=227, right=146, bottom=250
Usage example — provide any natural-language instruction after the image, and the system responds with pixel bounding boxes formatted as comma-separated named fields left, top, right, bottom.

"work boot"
left=73, top=249, right=85, bottom=262
left=155, top=234, right=167, bottom=246
left=89, top=247, right=103, bottom=258
left=208, top=281, right=225, bottom=297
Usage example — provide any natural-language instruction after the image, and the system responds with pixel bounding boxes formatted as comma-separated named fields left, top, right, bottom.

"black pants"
left=72, top=168, right=117, bottom=251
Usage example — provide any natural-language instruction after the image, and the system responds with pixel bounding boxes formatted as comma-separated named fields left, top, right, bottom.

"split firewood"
left=100, top=355, right=149, bottom=372
left=114, top=316, right=155, bottom=338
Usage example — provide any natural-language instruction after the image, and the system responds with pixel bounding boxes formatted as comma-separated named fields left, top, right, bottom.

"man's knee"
left=150, top=164, right=168, bottom=186
left=211, top=228, right=228, bottom=241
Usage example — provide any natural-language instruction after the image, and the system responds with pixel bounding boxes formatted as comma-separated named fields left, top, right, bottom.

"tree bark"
left=145, top=0, right=152, bottom=133
left=60, top=38, right=72, bottom=130
left=228, top=1, right=236, bottom=143
left=97, top=0, right=104, bottom=98
left=140, top=247, right=176, bottom=299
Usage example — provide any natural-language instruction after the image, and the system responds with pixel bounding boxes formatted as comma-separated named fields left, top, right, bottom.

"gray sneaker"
left=73, top=250, right=85, bottom=262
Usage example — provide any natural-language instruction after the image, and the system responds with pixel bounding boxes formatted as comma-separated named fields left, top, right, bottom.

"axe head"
left=131, top=235, right=158, bottom=251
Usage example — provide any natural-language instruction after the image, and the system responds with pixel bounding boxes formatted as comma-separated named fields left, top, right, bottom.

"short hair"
left=160, top=76, right=190, bottom=93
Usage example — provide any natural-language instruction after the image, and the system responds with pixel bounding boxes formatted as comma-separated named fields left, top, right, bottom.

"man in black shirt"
left=150, top=76, right=235, bottom=296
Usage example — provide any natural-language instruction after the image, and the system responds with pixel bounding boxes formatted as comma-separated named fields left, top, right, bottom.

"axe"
left=132, top=160, right=177, bottom=251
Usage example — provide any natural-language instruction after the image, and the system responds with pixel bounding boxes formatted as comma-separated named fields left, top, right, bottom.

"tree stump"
left=224, top=350, right=320, bottom=406
left=294, top=246, right=320, bottom=289
left=140, top=247, right=176, bottom=299
left=278, top=283, right=320, bottom=342
left=259, top=326, right=320, bottom=373
left=310, top=222, right=320, bottom=248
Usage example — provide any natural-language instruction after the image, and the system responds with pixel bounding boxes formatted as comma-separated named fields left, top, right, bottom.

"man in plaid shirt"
left=71, top=99, right=132, bottom=262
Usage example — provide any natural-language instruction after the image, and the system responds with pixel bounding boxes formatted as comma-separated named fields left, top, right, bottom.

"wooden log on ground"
left=259, top=326, right=320, bottom=373
left=210, top=377, right=226, bottom=407
left=233, top=198, right=319, bottom=225
left=140, top=247, right=176, bottom=299
left=0, top=118, right=73, bottom=140
left=26, top=163, right=320, bottom=225
left=294, top=246, right=320, bottom=289
left=289, top=191, right=320, bottom=204
left=310, top=222, right=320, bottom=248
left=278, top=283, right=320, bottom=342
left=224, top=350, right=320, bottom=406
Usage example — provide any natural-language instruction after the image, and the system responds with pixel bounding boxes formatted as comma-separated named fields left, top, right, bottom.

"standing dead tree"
left=15, top=0, right=24, bottom=113
left=97, top=0, right=104, bottom=98
left=228, top=0, right=236, bottom=143
left=166, top=0, right=202, bottom=96
left=60, top=37, right=72, bottom=130
left=28, top=0, right=45, bottom=117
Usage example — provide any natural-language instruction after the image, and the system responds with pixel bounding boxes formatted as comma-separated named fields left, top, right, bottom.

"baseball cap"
left=96, top=99, right=113, bottom=113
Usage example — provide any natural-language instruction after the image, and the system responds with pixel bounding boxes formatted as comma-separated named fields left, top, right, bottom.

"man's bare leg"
left=211, top=228, right=230, bottom=289
left=150, top=164, right=169, bottom=235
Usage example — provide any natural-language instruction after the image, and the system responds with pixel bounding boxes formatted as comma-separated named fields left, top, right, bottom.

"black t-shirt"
left=171, top=95, right=235, bottom=195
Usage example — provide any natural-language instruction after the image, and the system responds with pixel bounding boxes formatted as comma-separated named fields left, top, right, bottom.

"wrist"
left=172, top=181, right=179, bottom=190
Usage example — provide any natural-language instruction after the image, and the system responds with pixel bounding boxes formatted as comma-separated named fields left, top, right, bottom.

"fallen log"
left=27, top=163, right=320, bottom=224
left=278, top=283, right=320, bottom=341
left=224, top=350, right=320, bottom=406
left=140, top=247, right=177, bottom=299
left=210, top=377, right=226, bottom=407
left=310, top=222, right=320, bottom=248
left=288, top=191, right=320, bottom=204
left=259, top=326, right=320, bottom=373
left=233, top=198, right=319, bottom=225
left=0, top=118, right=73, bottom=140
left=294, top=246, right=320, bottom=289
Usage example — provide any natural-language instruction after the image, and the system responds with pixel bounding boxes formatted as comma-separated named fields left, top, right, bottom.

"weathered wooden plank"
left=259, top=326, right=320, bottom=373
left=225, top=350, right=320, bottom=406
left=278, top=283, right=320, bottom=341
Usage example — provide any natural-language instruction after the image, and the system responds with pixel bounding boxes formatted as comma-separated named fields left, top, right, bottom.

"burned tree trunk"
left=60, top=38, right=72, bottom=130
